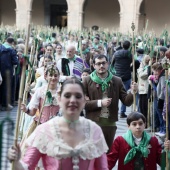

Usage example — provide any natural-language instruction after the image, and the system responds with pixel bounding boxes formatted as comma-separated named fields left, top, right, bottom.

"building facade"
left=0, top=0, right=170, bottom=34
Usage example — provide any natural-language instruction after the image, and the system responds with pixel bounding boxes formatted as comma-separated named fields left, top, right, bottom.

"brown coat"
left=83, top=75, right=133, bottom=122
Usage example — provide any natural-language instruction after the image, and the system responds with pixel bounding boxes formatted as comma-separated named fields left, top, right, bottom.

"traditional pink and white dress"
left=21, top=85, right=59, bottom=157
left=29, top=85, right=59, bottom=124
left=20, top=116, right=109, bottom=170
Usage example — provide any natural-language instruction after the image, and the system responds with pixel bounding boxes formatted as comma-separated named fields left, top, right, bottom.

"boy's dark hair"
left=123, top=40, right=130, bottom=50
left=82, top=68, right=91, bottom=75
left=127, top=112, right=146, bottom=126
left=93, top=54, right=108, bottom=64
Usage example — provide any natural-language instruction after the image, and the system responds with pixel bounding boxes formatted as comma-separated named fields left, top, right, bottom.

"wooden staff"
left=165, top=68, right=169, bottom=170
left=131, top=22, right=136, bottom=111
left=36, top=78, right=51, bottom=126
left=11, top=24, right=30, bottom=170
left=161, top=57, right=170, bottom=170
left=19, top=44, right=35, bottom=139
left=36, top=65, right=55, bottom=126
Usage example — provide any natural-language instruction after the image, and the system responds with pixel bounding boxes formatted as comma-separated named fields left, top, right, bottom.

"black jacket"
left=0, top=44, right=18, bottom=77
left=113, top=49, right=132, bottom=81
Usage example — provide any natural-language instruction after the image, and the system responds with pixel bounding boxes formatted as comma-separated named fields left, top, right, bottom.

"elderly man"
left=57, top=45, right=89, bottom=81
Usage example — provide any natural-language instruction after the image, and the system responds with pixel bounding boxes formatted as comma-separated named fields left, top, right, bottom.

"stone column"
left=119, top=0, right=143, bottom=33
left=67, top=0, right=84, bottom=31
left=15, top=0, right=32, bottom=29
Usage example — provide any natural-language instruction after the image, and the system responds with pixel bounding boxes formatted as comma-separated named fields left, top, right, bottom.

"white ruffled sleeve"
left=78, top=120, right=108, bottom=160
left=25, top=117, right=108, bottom=161
left=28, top=87, right=42, bottom=110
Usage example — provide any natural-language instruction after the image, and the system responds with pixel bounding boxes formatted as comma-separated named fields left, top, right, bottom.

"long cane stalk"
left=165, top=69, right=169, bottom=170
left=131, top=22, right=136, bottom=111
left=152, top=86, right=155, bottom=136
left=36, top=78, right=51, bottom=126
left=11, top=24, right=30, bottom=170
left=161, top=56, right=170, bottom=170
left=150, top=82, right=154, bottom=134
left=19, top=44, right=35, bottom=139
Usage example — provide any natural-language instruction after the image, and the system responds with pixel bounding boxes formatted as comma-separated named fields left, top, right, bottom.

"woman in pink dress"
left=8, top=78, right=108, bottom=170
left=21, top=64, right=60, bottom=135
left=20, top=64, right=60, bottom=161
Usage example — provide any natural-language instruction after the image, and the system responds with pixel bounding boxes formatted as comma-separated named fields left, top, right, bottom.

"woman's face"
left=56, top=45, right=62, bottom=54
left=57, top=36, right=62, bottom=42
left=46, top=70, right=59, bottom=85
left=45, top=46, right=53, bottom=55
left=58, top=84, right=85, bottom=118
left=44, top=58, right=52, bottom=66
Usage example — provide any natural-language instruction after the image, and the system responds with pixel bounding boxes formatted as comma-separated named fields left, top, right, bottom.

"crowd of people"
left=0, top=27, right=170, bottom=169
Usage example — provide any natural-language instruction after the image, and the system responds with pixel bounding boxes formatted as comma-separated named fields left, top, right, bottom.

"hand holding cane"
left=11, top=24, right=30, bottom=170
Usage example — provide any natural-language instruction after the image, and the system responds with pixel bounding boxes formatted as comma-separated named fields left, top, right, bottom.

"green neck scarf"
left=68, top=55, right=76, bottom=62
left=122, top=130, right=151, bottom=165
left=90, top=70, right=113, bottom=92
left=46, top=91, right=53, bottom=104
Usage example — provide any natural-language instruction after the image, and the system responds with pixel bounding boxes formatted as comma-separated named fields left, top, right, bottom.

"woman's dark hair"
left=152, top=62, right=163, bottom=71
left=127, top=112, right=146, bottom=126
left=60, top=78, right=85, bottom=95
left=44, top=55, right=53, bottom=61
left=93, top=54, right=108, bottom=64
left=56, top=44, right=63, bottom=48
left=45, top=44, right=53, bottom=49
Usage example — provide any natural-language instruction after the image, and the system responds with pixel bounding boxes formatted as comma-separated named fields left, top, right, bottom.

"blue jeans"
left=154, top=98, right=165, bottom=132
left=120, top=79, right=131, bottom=114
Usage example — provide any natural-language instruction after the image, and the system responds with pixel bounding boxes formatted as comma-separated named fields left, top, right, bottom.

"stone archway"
left=138, top=0, right=170, bottom=34
left=30, top=0, right=68, bottom=27
left=83, top=0, right=121, bottom=30
left=0, top=0, right=16, bottom=25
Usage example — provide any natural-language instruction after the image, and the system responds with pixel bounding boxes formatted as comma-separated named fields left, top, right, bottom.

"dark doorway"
left=50, top=4, right=67, bottom=28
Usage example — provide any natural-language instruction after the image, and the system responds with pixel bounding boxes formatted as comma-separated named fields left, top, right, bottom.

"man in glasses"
left=83, top=54, right=137, bottom=151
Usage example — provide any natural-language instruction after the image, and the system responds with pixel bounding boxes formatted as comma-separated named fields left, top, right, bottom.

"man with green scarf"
left=83, top=54, right=137, bottom=151
left=107, top=112, right=164, bottom=170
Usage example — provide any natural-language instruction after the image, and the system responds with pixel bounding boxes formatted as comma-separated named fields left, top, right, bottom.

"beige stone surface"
left=0, top=0, right=170, bottom=34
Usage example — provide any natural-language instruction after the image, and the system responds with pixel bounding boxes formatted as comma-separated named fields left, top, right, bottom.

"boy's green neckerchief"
left=122, top=130, right=151, bottom=164
left=90, top=70, right=113, bottom=92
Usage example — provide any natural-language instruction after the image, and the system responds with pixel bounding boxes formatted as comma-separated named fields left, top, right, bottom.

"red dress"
left=107, top=136, right=162, bottom=170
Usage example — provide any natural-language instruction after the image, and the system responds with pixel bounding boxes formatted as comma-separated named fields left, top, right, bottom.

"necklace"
left=62, top=117, right=80, bottom=129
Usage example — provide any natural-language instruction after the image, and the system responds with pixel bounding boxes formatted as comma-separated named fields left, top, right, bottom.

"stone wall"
left=32, top=0, right=44, bottom=25
left=0, top=0, right=170, bottom=34
left=0, top=0, right=16, bottom=25
left=83, top=0, right=120, bottom=30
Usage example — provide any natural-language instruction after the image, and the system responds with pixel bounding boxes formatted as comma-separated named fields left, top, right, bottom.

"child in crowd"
left=81, top=68, right=91, bottom=81
left=107, top=112, right=164, bottom=170
left=80, top=68, right=91, bottom=117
